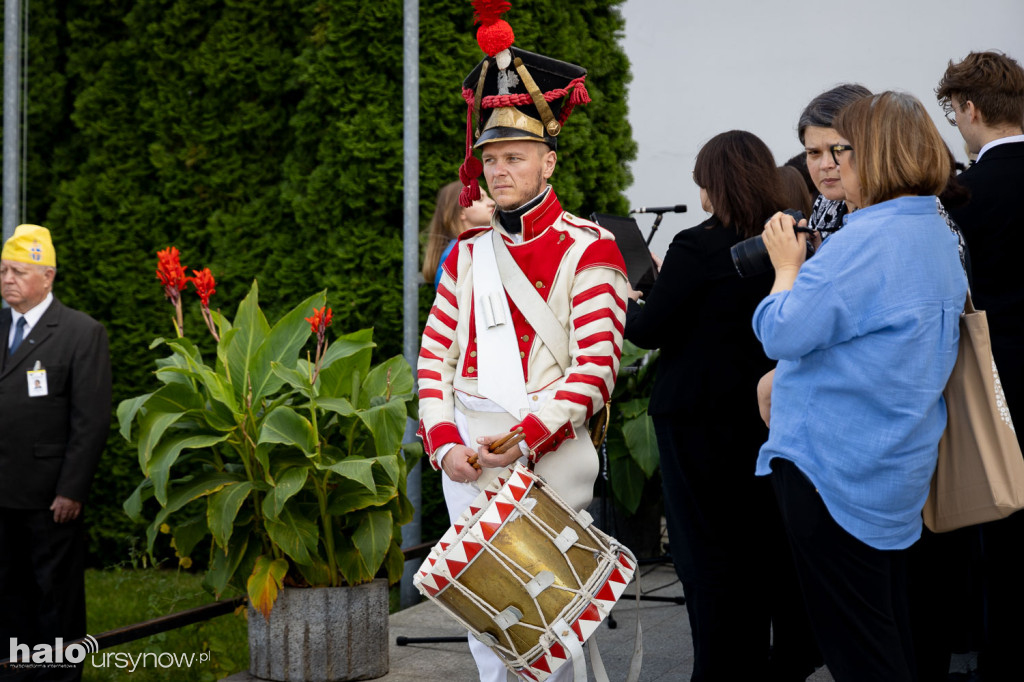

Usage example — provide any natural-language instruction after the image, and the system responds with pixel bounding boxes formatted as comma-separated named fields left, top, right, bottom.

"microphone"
left=629, top=204, right=687, bottom=215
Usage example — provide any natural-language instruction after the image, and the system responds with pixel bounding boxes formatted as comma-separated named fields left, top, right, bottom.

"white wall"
left=619, top=0, right=1024, bottom=255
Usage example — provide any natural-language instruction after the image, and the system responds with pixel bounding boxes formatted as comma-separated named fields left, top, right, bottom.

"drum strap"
left=551, top=617, right=588, bottom=681
left=588, top=575, right=644, bottom=682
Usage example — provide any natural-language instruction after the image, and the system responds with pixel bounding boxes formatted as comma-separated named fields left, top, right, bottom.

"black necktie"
left=9, top=317, right=26, bottom=354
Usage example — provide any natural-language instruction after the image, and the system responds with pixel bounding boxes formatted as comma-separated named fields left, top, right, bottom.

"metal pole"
left=3, top=0, right=22, bottom=247
left=399, top=0, right=422, bottom=609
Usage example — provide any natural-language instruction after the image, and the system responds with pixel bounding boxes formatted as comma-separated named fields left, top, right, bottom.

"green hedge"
left=4, top=0, right=635, bottom=566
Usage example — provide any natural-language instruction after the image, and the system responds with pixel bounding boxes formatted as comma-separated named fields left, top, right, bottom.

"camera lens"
left=730, top=236, right=773, bottom=278
left=729, top=209, right=808, bottom=278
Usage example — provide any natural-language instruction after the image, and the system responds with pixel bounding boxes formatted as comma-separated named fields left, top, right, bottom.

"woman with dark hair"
left=757, top=92, right=968, bottom=682
left=797, top=83, right=872, bottom=234
left=626, top=130, right=818, bottom=681
left=421, top=181, right=495, bottom=290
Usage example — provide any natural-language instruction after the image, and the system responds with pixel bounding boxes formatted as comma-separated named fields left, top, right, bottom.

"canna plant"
left=120, top=248, right=417, bottom=616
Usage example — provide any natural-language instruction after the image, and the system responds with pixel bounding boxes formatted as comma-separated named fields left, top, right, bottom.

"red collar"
left=495, top=187, right=564, bottom=241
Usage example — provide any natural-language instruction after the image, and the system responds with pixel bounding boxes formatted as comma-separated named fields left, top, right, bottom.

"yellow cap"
left=1, top=224, right=56, bottom=267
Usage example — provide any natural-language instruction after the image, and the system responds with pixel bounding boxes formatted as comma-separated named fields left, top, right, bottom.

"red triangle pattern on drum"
left=579, top=603, right=601, bottom=622
left=445, top=558, right=468, bottom=576
left=508, top=483, right=528, bottom=501
left=485, top=489, right=496, bottom=500
left=463, top=540, right=482, bottom=562
left=571, top=619, right=584, bottom=641
left=517, top=668, right=537, bottom=682
left=469, top=505, right=480, bottom=516
left=439, top=542, right=450, bottom=551
left=549, top=641, right=566, bottom=660
left=454, top=524, right=464, bottom=534
left=608, top=568, right=625, bottom=584
left=479, top=520, right=502, bottom=540
left=495, top=500, right=515, bottom=522
left=595, top=581, right=616, bottom=603
left=531, top=656, right=551, bottom=674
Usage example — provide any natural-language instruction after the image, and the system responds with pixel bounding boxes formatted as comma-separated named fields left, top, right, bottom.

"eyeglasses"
left=829, top=144, right=854, bottom=165
left=943, top=107, right=958, bottom=127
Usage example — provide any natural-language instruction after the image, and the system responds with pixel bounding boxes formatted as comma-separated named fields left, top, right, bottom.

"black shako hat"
left=456, top=0, right=590, bottom=207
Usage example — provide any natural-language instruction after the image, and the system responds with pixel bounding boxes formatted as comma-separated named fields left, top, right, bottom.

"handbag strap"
left=964, top=290, right=976, bottom=315
left=491, top=229, right=571, bottom=373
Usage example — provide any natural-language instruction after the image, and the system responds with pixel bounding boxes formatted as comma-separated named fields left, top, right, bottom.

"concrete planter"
left=248, top=580, right=389, bottom=682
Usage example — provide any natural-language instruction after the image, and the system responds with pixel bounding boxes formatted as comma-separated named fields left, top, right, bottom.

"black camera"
left=730, top=210, right=813, bottom=278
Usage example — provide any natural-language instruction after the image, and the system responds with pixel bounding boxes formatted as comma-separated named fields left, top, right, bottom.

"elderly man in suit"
left=0, top=224, right=111, bottom=681
left=936, top=50, right=1024, bottom=681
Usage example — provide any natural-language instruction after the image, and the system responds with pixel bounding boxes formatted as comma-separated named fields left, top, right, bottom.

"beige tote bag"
left=923, top=292, right=1024, bottom=532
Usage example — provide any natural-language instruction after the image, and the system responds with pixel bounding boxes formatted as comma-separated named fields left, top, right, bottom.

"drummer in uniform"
left=416, top=3, right=629, bottom=680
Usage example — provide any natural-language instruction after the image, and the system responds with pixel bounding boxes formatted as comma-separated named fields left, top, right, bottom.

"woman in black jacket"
left=625, top=130, right=818, bottom=681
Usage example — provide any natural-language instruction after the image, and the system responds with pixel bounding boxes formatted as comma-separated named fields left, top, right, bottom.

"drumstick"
left=466, top=428, right=525, bottom=471
left=492, top=428, right=525, bottom=454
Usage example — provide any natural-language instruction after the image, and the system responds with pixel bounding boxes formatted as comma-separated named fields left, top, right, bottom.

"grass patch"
left=84, top=566, right=247, bottom=681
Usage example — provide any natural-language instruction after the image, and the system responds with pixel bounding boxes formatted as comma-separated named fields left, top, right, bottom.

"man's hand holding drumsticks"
left=441, top=428, right=526, bottom=484
left=472, top=427, right=525, bottom=470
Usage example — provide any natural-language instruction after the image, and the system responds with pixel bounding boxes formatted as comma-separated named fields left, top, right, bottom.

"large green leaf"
left=248, top=555, right=288, bottom=618
left=374, top=454, right=401, bottom=487
left=326, top=474, right=397, bottom=516
left=249, top=290, right=324, bottom=404
left=622, top=412, right=660, bottom=477
left=216, top=327, right=239, bottom=378
left=354, top=399, right=408, bottom=459
left=147, top=471, right=244, bottom=553
left=198, top=367, right=239, bottom=414
left=359, top=355, right=414, bottom=408
left=316, top=397, right=356, bottom=417
left=203, top=533, right=255, bottom=599
left=608, top=448, right=645, bottom=515
left=117, top=393, right=152, bottom=441
left=383, top=541, right=406, bottom=585
left=208, top=481, right=255, bottom=549
left=317, top=330, right=375, bottom=398
left=270, top=362, right=313, bottom=396
left=123, top=478, right=154, bottom=522
left=334, top=533, right=371, bottom=586
left=265, top=507, right=319, bottom=566
left=136, top=410, right=186, bottom=470
left=261, top=467, right=309, bottom=520
left=226, top=281, right=271, bottom=406
left=149, top=431, right=231, bottom=505
left=294, top=558, right=332, bottom=588
left=352, top=510, right=392, bottom=579
left=316, top=456, right=375, bottom=493
left=170, top=513, right=210, bottom=560
left=258, top=406, right=316, bottom=456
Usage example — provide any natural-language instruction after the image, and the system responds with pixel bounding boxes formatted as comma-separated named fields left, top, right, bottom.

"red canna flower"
left=305, top=306, right=333, bottom=383
left=156, top=247, right=188, bottom=336
left=305, top=306, right=333, bottom=336
left=190, top=268, right=216, bottom=307
left=156, top=247, right=189, bottom=297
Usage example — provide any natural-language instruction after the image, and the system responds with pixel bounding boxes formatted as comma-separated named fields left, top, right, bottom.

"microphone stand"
left=645, top=212, right=665, bottom=246
left=629, top=206, right=686, bottom=246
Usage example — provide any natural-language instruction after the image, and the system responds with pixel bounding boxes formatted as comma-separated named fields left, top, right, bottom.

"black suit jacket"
left=948, top=141, right=1024, bottom=430
left=0, top=297, right=112, bottom=508
left=624, top=217, right=775, bottom=418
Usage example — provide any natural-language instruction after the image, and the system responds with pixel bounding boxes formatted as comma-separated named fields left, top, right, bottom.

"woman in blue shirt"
left=755, top=91, right=968, bottom=682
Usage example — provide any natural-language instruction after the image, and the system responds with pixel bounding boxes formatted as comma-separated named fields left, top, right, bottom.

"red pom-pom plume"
left=472, top=0, right=515, bottom=56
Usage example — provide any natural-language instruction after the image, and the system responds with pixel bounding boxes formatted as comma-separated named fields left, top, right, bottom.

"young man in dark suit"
left=936, top=50, right=1024, bottom=682
left=0, top=224, right=112, bottom=681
